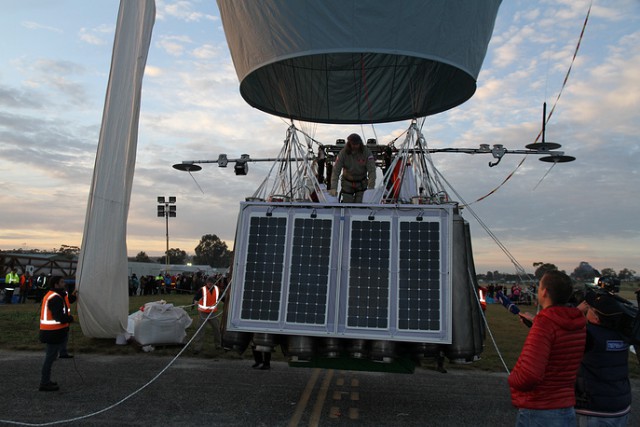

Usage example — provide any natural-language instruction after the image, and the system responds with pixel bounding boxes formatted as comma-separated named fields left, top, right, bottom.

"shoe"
left=39, top=382, right=60, bottom=392
left=251, top=362, right=261, bottom=369
left=259, top=364, right=270, bottom=370
left=59, top=354, right=74, bottom=359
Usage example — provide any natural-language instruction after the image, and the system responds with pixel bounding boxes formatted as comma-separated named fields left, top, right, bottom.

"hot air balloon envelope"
left=217, top=0, right=502, bottom=124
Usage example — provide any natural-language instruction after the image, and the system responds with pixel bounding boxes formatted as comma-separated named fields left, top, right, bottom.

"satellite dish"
left=172, top=163, right=202, bottom=172
left=539, top=155, right=576, bottom=163
left=525, top=141, right=561, bottom=151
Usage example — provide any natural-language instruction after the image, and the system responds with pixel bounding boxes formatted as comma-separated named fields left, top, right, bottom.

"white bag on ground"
left=131, top=301, right=193, bottom=345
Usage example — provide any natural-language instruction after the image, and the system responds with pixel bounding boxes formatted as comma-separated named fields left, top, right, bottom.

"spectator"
left=575, top=290, right=631, bottom=425
left=508, top=270, right=586, bottom=426
left=19, top=271, right=32, bottom=304
left=4, top=267, right=20, bottom=304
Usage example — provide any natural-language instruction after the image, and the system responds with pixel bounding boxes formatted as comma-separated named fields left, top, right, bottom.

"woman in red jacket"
left=508, top=270, right=586, bottom=426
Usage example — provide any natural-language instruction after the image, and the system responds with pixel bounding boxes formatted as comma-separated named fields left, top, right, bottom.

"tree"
left=56, top=245, right=80, bottom=257
left=572, top=261, right=599, bottom=281
left=134, top=251, right=152, bottom=263
left=193, top=234, right=233, bottom=267
left=533, top=262, right=558, bottom=279
left=600, top=268, right=617, bottom=278
left=159, top=248, right=188, bottom=265
left=618, top=268, right=637, bottom=281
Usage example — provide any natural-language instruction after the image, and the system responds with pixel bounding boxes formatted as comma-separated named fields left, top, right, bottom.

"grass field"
left=1, top=286, right=638, bottom=378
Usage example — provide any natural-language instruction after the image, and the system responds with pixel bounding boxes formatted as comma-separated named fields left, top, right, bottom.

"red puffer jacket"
left=508, top=305, right=586, bottom=409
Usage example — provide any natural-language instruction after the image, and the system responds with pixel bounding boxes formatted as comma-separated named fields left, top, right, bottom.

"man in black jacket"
left=575, top=290, right=631, bottom=425
left=39, top=276, right=74, bottom=391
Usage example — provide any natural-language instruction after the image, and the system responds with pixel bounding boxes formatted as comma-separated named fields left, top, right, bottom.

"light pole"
left=157, top=196, right=176, bottom=274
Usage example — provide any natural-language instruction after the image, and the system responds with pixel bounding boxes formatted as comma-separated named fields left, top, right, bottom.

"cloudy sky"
left=0, top=0, right=638, bottom=275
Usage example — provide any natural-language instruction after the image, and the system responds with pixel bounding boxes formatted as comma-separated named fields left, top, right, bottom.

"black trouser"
left=41, top=341, right=63, bottom=385
left=3, top=289, right=14, bottom=304
left=252, top=349, right=271, bottom=366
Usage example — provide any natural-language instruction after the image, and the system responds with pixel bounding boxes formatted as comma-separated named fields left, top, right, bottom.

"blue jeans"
left=577, top=413, right=629, bottom=427
left=516, top=407, right=576, bottom=427
left=41, top=342, right=63, bottom=385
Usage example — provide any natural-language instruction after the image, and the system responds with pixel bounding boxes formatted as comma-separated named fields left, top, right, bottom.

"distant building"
left=1, top=252, right=228, bottom=282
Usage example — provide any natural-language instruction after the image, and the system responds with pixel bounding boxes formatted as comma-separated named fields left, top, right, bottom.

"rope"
left=463, top=1, right=592, bottom=207
left=467, top=269, right=511, bottom=374
left=434, top=165, right=534, bottom=282
left=0, top=278, right=230, bottom=426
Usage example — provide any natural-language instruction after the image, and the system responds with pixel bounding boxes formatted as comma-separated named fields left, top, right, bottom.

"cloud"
left=156, top=0, right=218, bottom=23
left=78, top=24, right=113, bottom=46
left=0, top=85, right=43, bottom=109
left=21, top=21, right=62, bottom=33
left=156, top=34, right=193, bottom=56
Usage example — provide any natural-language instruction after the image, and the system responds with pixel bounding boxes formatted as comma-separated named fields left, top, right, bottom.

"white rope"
left=0, top=279, right=230, bottom=426
left=467, top=268, right=511, bottom=374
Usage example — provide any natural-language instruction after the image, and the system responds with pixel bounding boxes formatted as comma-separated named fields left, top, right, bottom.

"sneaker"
left=59, top=354, right=74, bottom=359
left=251, top=362, right=261, bottom=369
left=259, top=364, right=271, bottom=370
left=39, top=382, right=60, bottom=392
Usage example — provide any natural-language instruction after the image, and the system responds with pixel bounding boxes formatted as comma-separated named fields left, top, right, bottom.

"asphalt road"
left=0, top=350, right=638, bottom=427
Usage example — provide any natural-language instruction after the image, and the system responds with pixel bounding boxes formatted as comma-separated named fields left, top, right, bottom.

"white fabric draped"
left=76, top=0, right=156, bottom=338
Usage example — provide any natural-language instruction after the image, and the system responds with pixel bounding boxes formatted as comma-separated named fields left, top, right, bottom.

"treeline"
left=5, top=234, right=233, bottom=269
left=479, top=261, right=637, bottom=283
left=130, top=234, right=233, bottom=268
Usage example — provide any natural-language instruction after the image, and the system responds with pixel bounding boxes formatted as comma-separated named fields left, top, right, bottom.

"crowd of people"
left=127, top=271, right=228, bottom=297
left=1, top=270, right=60, bottom=304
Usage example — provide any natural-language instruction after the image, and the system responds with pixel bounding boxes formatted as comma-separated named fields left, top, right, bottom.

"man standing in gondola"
left=329, top=133, right=376, bottom=203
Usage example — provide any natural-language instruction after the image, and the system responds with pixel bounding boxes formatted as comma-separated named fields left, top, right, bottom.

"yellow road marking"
left=288, top=368, right=321, bottom=427
left=309, top=369, right=334, bottom=427
left=349, top=407, right=359, bottom=420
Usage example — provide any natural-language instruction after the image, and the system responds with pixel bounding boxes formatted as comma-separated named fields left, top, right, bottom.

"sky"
left=0, top=0, right=638, bottom=275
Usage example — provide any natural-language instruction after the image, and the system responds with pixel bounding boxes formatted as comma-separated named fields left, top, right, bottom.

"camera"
left=596, top=276, right=621, bottom=293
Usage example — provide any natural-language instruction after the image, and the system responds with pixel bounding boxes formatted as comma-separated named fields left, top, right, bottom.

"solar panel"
left=241, top=215, right=287, bottom=321
left=398, top=219, right=441, bottom=331
left=286, top=217, right=333, bottom=324
left=347, top=218, right=391, bottom=329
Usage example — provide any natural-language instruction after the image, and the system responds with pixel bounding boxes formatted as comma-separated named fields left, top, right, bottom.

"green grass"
left=1, top=292, right=638, bottom=377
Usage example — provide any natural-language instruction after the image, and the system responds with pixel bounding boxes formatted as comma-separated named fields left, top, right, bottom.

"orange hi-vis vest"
left=65, top=293, right=72, bottom=315
left=197, top=285, right=219, bottom=313
left=40, top=291, right=71, bottom=331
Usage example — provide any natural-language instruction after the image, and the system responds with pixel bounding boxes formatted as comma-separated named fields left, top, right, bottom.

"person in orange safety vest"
left=191, top=276, right=222, bottom=354
left=39, top=276, right=74, bottom=391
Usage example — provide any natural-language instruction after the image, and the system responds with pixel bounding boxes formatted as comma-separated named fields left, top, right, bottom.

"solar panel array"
left=229, top=203, right=451, bottom=343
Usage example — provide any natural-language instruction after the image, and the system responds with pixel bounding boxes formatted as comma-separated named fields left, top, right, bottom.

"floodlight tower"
left=157, top=196, right=176, bottom=273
